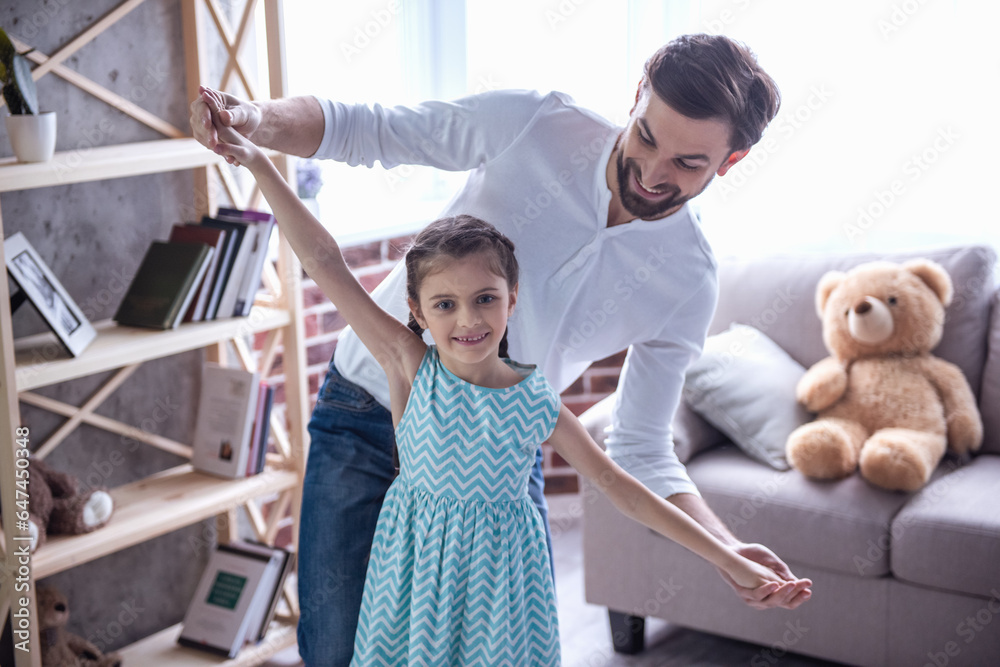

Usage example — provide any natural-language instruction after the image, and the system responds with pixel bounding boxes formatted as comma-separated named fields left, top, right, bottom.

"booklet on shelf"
left=225, top=540, right=295, bottom=645
left=246, top=381, right=276, bottom=477
left=191, top=364, right=260, bottom=478
left=216, top=207, right=276, bottom=318
left=255, top=547, right=295, bottom=642
left=113, top=241, right=213, bottom=330
left=168, top=223, right=230, bottom=323
left=200, top=216, right=255, bottom=319
left=177, top=542, right=278, bottom=658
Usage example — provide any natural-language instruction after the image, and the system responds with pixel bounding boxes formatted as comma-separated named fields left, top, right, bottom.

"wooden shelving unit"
left=31, top=465, right=301, bottom=579
left=0, top=138, right=229, bottom=193
left=0, top=2, right=309, bottom=666
left=13, top=306, right=291, bottom=391
left=117, top=619, right=298, bottom=666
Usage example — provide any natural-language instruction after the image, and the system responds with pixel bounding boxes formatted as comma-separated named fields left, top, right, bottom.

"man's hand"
left=199, top=87, right=264, bottom=170
left=190, top=86, right=262, bottom=164
left=718, top=542, right=812, bottom=610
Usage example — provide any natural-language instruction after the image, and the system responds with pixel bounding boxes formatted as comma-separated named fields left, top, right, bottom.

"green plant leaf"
left=0, top=28, right=14, bottom=73
left=9, top=52, right=38, bottom=114
left=3, top=84, right=25, bottom=114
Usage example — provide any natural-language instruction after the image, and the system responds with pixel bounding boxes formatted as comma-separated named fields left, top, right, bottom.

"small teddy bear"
left=27, top=458, right=114, bottom=552
left=37, top=586, right=122, bottom=667
left=785, top=259, right=983, bottom=491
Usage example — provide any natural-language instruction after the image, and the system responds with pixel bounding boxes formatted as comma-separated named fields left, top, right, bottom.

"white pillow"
left=682, top=324, right=811, bottom=470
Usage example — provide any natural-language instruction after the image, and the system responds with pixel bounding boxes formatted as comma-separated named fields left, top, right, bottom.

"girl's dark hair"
left=405, top=215, right=518, bottom=358
left=640, top=33, right=781, bottom=152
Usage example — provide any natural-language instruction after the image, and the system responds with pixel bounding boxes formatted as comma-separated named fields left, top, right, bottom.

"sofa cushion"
left=712, top=245, right=996, bottom=402
left=979, top=289, right=1000, bottom=455
left=687, top=446, right=923, bottom=577
left=891, top=455, right=1000, bottom=597
left=683, top=324, right=809, bottom=470
left=671, top=399, right=728, bottom=463
left=579, top=392, right=725, bottom=463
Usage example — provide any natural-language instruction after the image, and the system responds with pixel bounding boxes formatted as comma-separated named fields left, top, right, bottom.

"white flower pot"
left=5, top=111, right=57, bottom=163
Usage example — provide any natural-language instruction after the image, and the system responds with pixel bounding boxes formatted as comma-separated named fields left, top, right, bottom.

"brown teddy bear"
left=785, top=259, right=983, bottom=491
left=27, top=458, right=114, bottom=552
left=37, top=586, right=122, bottom=667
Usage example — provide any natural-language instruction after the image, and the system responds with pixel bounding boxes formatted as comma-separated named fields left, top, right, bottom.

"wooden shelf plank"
left=0, top=138, right=227, bottom=193
left=32, top=464, right=299, bottom=578
left=14, top=306, right=290, bottom=391
left=117, top=620, right=297, bottom=666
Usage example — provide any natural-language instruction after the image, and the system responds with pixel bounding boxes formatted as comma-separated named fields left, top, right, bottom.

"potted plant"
left=1, top=28, right=56, bottom=163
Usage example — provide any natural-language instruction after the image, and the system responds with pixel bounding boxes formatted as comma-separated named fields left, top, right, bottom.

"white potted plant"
left=2, top=28, right=56, bottom=163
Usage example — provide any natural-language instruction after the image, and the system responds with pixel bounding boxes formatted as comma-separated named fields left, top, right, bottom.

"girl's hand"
left=721, top=543, right=813, bottom=610
left=719, top=544, right=812, bottom=609
left=199, top=86, right=263, bottom=169
left=725, top=551, right=784, bottom=591
left=189, top=87, right=261, bottom=162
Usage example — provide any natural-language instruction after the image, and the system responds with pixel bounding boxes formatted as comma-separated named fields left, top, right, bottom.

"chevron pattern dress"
left=350, top=346, right=562, bottom=666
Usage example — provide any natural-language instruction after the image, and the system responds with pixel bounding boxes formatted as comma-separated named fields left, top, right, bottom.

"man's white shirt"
left=314, top=89, right=718, bottom=499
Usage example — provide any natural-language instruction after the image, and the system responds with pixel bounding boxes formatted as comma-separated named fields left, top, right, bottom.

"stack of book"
left=178, top=540, right=295, bottom=658
left=191, top=364, right=276, bottom=479
left=114, top=207, right=275, bottom=329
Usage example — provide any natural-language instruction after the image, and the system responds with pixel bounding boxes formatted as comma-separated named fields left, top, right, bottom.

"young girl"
left=202, top=88, right=782, bottom=665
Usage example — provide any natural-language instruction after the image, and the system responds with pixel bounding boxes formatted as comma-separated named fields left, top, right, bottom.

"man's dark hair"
left=641, top=33, right=781, bottom=153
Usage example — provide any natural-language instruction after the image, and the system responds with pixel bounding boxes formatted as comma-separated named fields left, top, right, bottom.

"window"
left=284, top=1, right=999, bottom=265
left=684, top=0, right=999, bottom=260
left=283, top=0, right=656, bottom=244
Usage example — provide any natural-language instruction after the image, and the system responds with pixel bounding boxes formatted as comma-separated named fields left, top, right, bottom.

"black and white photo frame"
left=5, top=232, right=96, bottom=357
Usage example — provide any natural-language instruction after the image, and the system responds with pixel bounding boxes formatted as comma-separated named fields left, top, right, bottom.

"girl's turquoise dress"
left=351, top=346, right=562, bottom=666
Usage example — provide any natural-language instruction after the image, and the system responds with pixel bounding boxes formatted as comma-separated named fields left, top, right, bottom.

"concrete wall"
left=2, top=0, right=231, bottom=653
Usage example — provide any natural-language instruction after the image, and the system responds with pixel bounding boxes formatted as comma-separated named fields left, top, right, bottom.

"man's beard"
left=616, top=150, right=709, bottom=221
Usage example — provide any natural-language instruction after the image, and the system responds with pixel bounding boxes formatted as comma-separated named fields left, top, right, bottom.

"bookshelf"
left=0, top=138, right=229, bottom=193
left=13, top=307, right=291, bottom=392
left=0, top=2, right=309, bottom=666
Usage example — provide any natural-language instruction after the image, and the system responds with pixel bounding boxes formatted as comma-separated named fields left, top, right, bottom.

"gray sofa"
left=580, top=245, right=1000, bottom=667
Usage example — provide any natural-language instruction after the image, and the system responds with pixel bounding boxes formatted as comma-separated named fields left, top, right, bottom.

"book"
left=253, top=384, right=276, bottom=475
left=114, top=241, right=213, bottom=329
left=191, top=364, right=261, bottom=478
left=245, top=381, right=269, bottom=477
left=200, top=216, right=256, bottom=319
left=177, top=542, right=275, bottom=658
left=191, top=222, right=237, bottom=320
left=223, top=541, right=293, bottom=645
left=167, top=224, right=228, bottom=322
left=216, top=208, right=276, bottom=317
left=253, top=547, right=295, bottom=643
left=247, top=549, right=295, bottom=642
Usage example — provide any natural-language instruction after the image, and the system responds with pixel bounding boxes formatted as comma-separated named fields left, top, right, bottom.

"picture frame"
left=5, top=232, right=97, bottom=357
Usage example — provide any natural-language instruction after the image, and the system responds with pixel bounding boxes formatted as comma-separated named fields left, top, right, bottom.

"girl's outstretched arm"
left=202, top=87, right=425, bottom=419
left=547, top=404, right=784, bottom=591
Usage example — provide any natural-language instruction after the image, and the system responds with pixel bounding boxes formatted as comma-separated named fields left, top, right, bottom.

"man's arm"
left=190, top=88, right=549, bottom=170
left=604, top=275, right=811, bottom=610
left=190, top=91, right=324, bottom=159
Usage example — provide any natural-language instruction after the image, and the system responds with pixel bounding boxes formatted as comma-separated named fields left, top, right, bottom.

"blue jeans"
left=297, top=358, right=553, bottom=667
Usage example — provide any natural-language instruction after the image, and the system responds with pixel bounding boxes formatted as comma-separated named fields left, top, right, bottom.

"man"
left=192, top=33, right=812, bottom=666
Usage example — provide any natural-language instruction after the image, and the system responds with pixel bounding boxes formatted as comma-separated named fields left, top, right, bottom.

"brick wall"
left=258, top=235, right=625, bottom=495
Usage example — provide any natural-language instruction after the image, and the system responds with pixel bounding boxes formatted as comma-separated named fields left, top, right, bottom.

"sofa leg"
left=608, top=610, right=645, bottom=654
